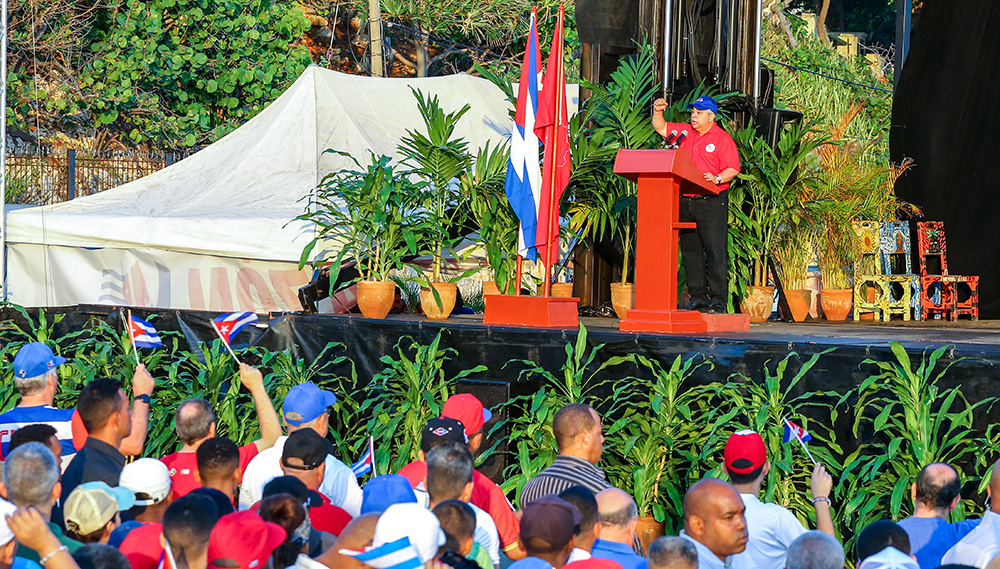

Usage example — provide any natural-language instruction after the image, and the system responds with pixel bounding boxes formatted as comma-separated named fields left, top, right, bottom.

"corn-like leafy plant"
left=360, top=331, right=486, bottom=476
left=838, top=343, right=992, bottom=547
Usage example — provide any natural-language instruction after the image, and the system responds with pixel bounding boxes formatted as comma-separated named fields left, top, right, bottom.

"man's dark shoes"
left=682, top=298, right=709, bottom=311
left=708, top=302, right=727, bottom=314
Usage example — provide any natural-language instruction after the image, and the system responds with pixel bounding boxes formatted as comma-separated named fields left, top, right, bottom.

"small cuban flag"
left=128, top=315, right=162, bottom=349
left=211, top=312, right=258, bottom=345
left=340, top=537, right=425, bottom=569
left=782, top=419, right=812, bottom=443
left=350, top=436, right=375, bottom=478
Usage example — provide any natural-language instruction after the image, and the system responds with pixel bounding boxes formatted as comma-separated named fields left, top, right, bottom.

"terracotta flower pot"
left=820, top=288, right=853, bottom=321
left=636, top=515, right=666, bottom=555
left=610, top=282, right=634, bottom=320
left=482, top=281, right=500, bottom=304
left=784, top=288, right=812, bottom=322
left=551, top=282, right=574, bottom=298
left=421, top=282, right=458, bottom=320
left=357, top=281, right=396, bottom=319
left=740, top=286, right=774, bottom=323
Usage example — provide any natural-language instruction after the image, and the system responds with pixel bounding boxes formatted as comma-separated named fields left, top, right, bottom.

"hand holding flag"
left=122, top=309, right=162, bottom=367
left=350, top=436, right=376, bottom=478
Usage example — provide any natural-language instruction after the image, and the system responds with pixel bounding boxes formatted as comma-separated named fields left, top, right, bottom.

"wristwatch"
left=715, top=174, right=722, bottom=184
left=134, top=394, right=151, bottom=405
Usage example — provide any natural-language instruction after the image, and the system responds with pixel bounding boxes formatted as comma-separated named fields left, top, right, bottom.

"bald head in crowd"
left=648, top=536, right=698, bottom=569
left=912, top=463, right=962, bottom=516
left=553, top=404, right=603, bottom=464
left=784, top=531, right=843, bottom=569
left=596, top=488, right=639, bottom=546
left=683, top=478, right=748, bottom=562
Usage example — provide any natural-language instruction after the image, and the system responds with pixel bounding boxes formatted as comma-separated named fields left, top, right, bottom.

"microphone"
left=664, top=130, right=678, bottom=146
left=675, top=130, right=688, bottom=145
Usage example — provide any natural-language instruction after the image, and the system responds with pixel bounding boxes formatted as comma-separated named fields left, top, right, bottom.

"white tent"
left=4, top=66, right=514, bottom=311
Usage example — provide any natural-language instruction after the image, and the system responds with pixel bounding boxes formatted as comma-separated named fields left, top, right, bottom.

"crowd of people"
left=0, top=342, right=997, bottom=569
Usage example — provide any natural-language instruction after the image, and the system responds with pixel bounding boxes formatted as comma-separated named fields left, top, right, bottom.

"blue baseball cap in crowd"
left=283, top=382, right=338, bottom=426
left=12, top=342, right=67, bottom=379
left=361, top=474, right=418, bottom=515
left=689, top=96, right=719, bottom=115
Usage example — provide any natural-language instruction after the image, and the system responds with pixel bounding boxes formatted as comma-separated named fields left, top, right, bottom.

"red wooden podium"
left=614, top=148, right=747, bottom=333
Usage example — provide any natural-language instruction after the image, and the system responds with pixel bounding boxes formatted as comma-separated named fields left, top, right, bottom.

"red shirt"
left=251, top=493, right=352, bottom=536
left=160, top=442, right=260, bottom=497
left=662, top=122, right=740, bottom=194
left=119, top=523, right=164, bottom=569
left=398, top=460, right=519, bottom=549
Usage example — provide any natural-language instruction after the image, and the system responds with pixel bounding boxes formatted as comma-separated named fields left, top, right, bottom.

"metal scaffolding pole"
left=1, top=0, right=8, bottom=300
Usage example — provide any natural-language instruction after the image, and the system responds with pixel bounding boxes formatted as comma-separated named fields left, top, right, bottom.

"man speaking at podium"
left=651, top=95, right=740, bottom=313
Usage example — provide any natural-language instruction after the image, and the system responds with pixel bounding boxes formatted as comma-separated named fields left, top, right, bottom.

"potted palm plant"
left=399, top=90, right=477, bottom=320
left=730, top=124, right=828, bottom=322
left=772, top=229, right=813, bottom=321
left=462, top=142, right=519, bottom=298
left=297, top=152, right=421, bottom=319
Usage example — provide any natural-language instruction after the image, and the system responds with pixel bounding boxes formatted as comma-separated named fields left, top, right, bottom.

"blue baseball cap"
left=283, top=382, right=337, bottom=426
left=361, top=474, right=418, bottom=515
left=689, top=96, right=718, bottom=115
left=12, top=342, right=66, bottom=379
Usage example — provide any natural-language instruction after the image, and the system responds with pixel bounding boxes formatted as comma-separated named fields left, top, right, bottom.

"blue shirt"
left=508, top=557, right=556, bottom=569
left=13, top=557, right=43, bottom=569
left=898, top=515, right=981, bottom=569
left=592, top=539, right=648, bottom=569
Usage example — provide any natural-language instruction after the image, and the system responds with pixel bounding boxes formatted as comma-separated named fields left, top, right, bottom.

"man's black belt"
left=681, top=194, right=715, bottom=200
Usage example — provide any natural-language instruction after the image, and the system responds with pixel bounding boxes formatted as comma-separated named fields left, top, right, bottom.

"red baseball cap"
left=441, top=394, right=492, bottom=436
left=208, top=511, right=286, bottom=569
left=724, top=430, right=767, bottom=474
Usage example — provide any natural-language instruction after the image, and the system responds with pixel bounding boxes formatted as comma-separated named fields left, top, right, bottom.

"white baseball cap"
left=120, top=458, right=171, bottom=506
left=372, top=503, right=445, bottom=563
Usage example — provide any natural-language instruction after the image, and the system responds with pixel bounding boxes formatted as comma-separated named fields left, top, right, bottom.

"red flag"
left=533, top=6, right=571, bottom=269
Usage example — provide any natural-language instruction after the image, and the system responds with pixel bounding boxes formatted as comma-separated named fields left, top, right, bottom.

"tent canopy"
left=6, top=66, right=515, bottom=263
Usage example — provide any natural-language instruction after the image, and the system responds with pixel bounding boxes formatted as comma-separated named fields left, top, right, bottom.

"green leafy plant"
left=603, top=354, right=734, bottom=531
left=463, top=142, right=519, bottom=294
left=360, top=331, right=486, bottom=475
left=724, top=349, right=843, bottom=532
left=297, top=152, right=422, bottom=290
left=838, top=343, right=992, bottom=545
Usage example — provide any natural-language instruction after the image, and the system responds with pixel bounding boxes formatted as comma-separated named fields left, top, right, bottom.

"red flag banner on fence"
left=533, top=5, right=571, bottom=272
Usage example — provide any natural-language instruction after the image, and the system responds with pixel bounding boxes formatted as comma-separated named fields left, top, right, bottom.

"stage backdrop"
left=891, top=0, right=1000, bottom=318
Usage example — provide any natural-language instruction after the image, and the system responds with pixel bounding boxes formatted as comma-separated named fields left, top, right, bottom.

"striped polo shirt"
left=520, top=455, right=610, bottom=505
left=0, top=405, right=76, bottom=467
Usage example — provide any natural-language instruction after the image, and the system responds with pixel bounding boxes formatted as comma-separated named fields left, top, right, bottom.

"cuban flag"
left=783, top=419, right=813, bottom=443
left=340, top=537, right=425, bottom=569
left=211, top=312, right=258, bottom=345
left=504, top=12, right=543, bottom=261
left=350, top=436, right=375, bottom=477
left=128, top=315, right=162, bottom=349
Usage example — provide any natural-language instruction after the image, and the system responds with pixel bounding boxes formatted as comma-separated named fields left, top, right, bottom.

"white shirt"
left=942, top=511, right=1000, bottom=568
left=740, top=493, right=808, bottom=569
left=680, top=531, right=751, bottom=569
left=237, top=435, right=363, bottom=515
left=568, top=549, right=592, bottom=564
left=472, top=503, right=501, bottom=565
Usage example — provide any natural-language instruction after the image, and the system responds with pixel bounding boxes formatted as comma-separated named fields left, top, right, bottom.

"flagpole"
left=784, top=417, right=817, bottom=465
left=541, top=6, right=563, bottom=298
left=212, top=324, right=242, bottom=365
left=369, top=436, right=376, bottom=476
left=125, top=309, right=140, bottom=367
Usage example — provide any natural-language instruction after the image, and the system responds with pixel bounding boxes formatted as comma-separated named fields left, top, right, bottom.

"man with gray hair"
left=0, top=442, right=82, bottom=561
left=648, top=536, right=698, bottom=569
left=784, top=531, right=844, bottom=569
left=0, top=342, right=154, bottom=465
left=593, top=488, right=647, bottom=569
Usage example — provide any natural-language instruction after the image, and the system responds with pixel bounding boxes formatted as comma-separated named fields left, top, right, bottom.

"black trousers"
left=679, top=191, right=728, bottom=305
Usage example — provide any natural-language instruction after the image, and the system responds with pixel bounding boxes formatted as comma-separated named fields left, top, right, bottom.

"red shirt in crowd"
left=399, top=460, right=519, bottom=550
left=662, top=121, right=740, bottom=194
left=119, top=523, right=164, bottom=569
left=251, top=492, right=352, bottom=536
left=160, top=443, right=260, bottom=497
